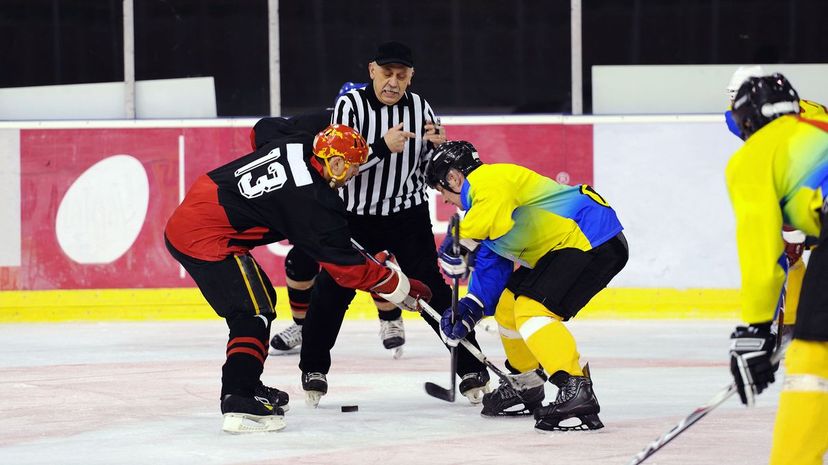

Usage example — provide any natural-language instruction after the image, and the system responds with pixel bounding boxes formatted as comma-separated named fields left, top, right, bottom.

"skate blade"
left=534, top=413, right=604, bottom=433
left=304, top=390, right=324, bottom=408
left=222, top=413, right=286, bottom=433
left=462, top=385, right=491, bottom=405
left=391, top=346, right=404, bottom=360
left=481, top=408, right=534, bottom=417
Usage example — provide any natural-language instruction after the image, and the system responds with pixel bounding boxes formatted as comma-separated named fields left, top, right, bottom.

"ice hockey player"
left=725, top=66, right=827, bottom=346
left=256, top=84, right=371, bottom=356
left=425, top=141, right=628, bottom=432
left=727, top=73, right=828, bottom=465
left=164, top=121, right=431, bottom=433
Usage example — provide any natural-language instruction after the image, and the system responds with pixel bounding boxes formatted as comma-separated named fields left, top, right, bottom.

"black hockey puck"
left=341, top=405, right=359, bottom=413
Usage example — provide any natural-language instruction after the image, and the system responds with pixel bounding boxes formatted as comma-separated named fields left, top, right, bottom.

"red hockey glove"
left=371, top=251, right=432, bottom=311
left=782, top=227, right=806, bottom=264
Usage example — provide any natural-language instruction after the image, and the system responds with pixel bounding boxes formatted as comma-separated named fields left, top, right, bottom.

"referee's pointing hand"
left=385, top=123, right=415, bottom=153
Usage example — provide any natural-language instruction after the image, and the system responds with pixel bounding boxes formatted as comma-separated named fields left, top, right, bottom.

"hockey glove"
left=438, top=250, right=466, bottom=279
left=440, top=295, right=484, bottom=347
left=729, top=322, right=778, bottom=406
left=437, top=230, right=465, bottom=279
left=782, top=227, right=806, bottom=264
left=437, top=230, right=480, bottom=279
left=372, top=251, right=432, bottom=311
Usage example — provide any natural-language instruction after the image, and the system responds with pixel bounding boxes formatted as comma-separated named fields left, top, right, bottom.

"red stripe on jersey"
left=799, top=116, right=828, bottom=133
left=165, top=175, right=270, bottom=261
left=227, top=347, right=265, bottom=363
left=227, top=336, right=266, bottom=354
left=319, top=259, right=392, bottom=292
left=249, top=128, right=257, bottom=151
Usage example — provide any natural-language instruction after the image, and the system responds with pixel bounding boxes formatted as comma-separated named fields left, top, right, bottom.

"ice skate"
left=533, top=370, right=604, bottom=432
left=221, top=394, right=286, bottom=433
left=481, top=369, right=545, bottom=416
left=302, top=371, right=328, bottom=407
left=269, top=322, right=302, bottom=354
left=379, top=317, right=405, bottom=359
left=254, top=380, right=290, bottom=412
left=459, top=369, right=492, bottom=404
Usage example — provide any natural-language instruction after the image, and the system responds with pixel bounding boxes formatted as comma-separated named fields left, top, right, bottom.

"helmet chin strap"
left=442, top=172, right=461, bottom=194
left=324, top=158, right=349, bottom=185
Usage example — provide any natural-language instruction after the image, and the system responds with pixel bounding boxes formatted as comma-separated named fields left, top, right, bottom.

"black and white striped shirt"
left=332, top=86, right=438, bottom=216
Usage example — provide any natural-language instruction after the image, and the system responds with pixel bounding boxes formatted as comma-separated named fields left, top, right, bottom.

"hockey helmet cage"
left=314, top=124, right=369, bottom=165
left=425, top=140, right=482, bottom=191
left=732, top=73, right=800, bottom=140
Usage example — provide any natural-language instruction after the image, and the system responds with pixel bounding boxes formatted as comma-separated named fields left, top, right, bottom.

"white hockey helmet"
left=727, top=65, right=766, bottom=103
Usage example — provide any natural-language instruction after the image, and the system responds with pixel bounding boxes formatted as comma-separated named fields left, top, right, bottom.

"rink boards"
left=0, top=115, right=745, bottom=322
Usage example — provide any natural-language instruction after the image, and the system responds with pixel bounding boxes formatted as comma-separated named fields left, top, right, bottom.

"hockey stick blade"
left=425, top=381, right=456, bottom=402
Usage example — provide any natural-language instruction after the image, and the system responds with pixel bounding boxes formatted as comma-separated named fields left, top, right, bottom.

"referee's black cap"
left=374, top=41, right=414, bottom=68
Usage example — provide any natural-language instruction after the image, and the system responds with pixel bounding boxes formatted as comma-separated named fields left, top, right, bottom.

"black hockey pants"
left=299, top=203, right=487, bottom=376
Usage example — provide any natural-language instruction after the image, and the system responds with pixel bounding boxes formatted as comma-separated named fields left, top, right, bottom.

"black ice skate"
left=269, top=322, right=302, bottom=353
left=459, top=369, right=492, bottom=404
left=220, top=394, right=286, bottom=433
left=481, top=369, right=545, bottom=416
left=302, top=371, right=328, bottom=408
left=379, top=317, right=405, bottom=359
left=254, top=380, right=290, bottom=412
left=533, top=369, right=604, bottom=432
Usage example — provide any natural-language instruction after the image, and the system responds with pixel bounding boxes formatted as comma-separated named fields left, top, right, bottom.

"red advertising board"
left=1, top=122, right=592, bottom=290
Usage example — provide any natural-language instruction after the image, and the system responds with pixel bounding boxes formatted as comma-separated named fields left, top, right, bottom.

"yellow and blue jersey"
left=726, top=114, right=828, bottom=324
left=459, top=163, right=623, bottom=314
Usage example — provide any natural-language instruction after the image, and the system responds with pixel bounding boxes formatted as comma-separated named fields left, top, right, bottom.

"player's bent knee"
left=285, top=247, right=320, bottom=282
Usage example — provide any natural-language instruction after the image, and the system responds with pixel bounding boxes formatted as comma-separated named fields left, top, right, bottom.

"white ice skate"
left=302, top=372, right=327, bottom=408
left=379, top=317, right=405, bottom=359
left=269, top=323, right=302, bottom=355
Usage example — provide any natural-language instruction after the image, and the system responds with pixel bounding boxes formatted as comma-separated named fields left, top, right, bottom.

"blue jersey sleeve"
left=467, top=243, right=514, bottom=316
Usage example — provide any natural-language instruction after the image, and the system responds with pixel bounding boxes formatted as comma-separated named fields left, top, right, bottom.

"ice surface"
left=0, top=319, right=784, bottom=465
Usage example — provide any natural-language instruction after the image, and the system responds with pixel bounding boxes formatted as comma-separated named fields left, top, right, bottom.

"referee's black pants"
left=299, top=203, right=487, bottom=377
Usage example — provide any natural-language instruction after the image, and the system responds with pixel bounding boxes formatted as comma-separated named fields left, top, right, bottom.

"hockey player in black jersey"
left=165, top=121, right=431, bottom=433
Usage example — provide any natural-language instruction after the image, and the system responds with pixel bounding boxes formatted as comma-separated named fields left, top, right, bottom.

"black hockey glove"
left=729, top=322, right=778, bottom=406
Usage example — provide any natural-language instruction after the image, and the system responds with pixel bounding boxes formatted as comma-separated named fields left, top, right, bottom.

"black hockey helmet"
left=732, top=73, right=800, bottom=140
left=424, top=141, right=482, bottom=191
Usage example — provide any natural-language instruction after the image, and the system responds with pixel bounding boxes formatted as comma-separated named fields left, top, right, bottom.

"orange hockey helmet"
left=314, top=124, right=368, bottom=160
left=313, top=124, right=369, bottom=183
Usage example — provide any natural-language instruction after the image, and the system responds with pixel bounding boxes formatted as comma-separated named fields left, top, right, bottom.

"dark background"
left=2, top=0, right=827, bottom=116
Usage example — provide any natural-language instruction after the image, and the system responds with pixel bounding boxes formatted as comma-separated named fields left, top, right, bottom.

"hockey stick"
left=350, top=234, right=489, bottom=402
left=626, top=343, right=788, bottom=465
left=424, top=214, right=461, bottom=402
left=349, top=237, right=457, bottom=401
left=418, top=299, right=514, bottom=385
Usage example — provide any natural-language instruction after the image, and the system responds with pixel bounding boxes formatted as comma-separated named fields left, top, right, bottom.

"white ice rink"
left=0, top=319, right=786, bottom=465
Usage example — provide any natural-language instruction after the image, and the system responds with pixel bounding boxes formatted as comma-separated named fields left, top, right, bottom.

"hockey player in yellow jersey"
left=424, top=141, right=628, bottom=432
left=725, top=66, right=828, bottom=342
left=727, top=73, right=828, bottom=465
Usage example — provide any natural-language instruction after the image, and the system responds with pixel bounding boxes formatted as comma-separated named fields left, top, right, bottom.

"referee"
left=297, top=41, right=491, bottom=405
